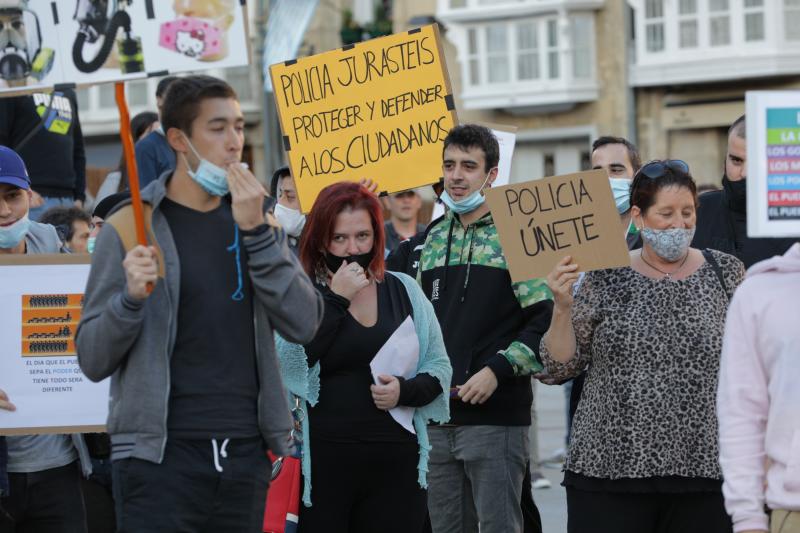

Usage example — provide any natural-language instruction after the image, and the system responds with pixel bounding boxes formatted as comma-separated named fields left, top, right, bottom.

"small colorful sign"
left=746, top=91, right=800, bottom=238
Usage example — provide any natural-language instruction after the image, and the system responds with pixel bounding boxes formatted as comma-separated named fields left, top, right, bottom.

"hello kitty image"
left=175, top=29, right=206, bottom=58
left=158, top=0, right=236, bottom=62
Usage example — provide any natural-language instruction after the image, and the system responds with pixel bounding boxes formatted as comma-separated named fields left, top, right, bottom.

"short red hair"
left=299, top=182, right=386, bottom=282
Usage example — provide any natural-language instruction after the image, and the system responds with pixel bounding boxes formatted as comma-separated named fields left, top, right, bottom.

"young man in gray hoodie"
left=76, top=76, right=323, bottom=532
left=0, top=145, right=91, bottom=532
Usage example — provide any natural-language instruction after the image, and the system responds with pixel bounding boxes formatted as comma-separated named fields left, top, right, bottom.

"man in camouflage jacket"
left=418, top=124, right=553, bottom=533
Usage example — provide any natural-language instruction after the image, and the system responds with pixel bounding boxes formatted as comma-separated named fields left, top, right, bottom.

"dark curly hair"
left=442, top=124, right=499, bottom=172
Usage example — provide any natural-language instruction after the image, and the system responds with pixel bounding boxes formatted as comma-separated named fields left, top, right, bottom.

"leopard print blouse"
left=541, top=250, right=745, bottom=480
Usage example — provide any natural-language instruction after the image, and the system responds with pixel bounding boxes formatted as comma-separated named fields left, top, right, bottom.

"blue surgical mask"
left=609, top=178, right=631, bottom=214
left=182, top=134, right=230, bottom=196
left=0, top=214, right=31, bottom=249
left=440, top=170, right=495, bottom=215
left=87, top=235, right=96, bottom=254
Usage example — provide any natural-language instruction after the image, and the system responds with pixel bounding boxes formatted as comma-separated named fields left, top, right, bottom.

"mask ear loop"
left=180, top=132, right=202, bottom=175
left=478, top=167, right=497, bottom=196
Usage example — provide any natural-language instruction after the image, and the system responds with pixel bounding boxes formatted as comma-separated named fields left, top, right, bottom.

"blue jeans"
left=29, top=197, right=74, bottom=222
left=427, top=425, right=529, bottom=533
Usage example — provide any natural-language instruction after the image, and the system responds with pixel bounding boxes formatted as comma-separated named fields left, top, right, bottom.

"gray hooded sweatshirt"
left=75, top=173, right=323, bottom=463
left=6, top=221, right=92, bottom=478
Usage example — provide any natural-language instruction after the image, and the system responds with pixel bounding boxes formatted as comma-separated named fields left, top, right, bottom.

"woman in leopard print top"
left=540, top=161, right=745, bottom=533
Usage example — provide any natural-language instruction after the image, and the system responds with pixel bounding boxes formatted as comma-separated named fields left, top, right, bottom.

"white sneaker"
left=531, top=471, right=552, bottom=490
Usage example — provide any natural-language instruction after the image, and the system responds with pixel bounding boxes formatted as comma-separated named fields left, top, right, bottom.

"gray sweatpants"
left=427, top=425, right=530, bottom=533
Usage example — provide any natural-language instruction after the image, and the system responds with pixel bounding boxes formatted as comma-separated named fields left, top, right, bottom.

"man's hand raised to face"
left=228, top=163, right=268, bottom=231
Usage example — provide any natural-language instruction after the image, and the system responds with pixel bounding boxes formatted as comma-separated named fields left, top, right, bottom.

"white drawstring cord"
left=211, top=438, right=230, bottom=473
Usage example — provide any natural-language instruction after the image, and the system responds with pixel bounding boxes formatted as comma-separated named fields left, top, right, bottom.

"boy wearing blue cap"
left=0, top=144, right=91, bottom=532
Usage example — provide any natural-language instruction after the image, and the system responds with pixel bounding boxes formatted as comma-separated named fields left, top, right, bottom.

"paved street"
left=532, top=382, right=569, bottom=533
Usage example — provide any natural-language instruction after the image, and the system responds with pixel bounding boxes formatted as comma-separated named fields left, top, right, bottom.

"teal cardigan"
left=275, top=271, right=452, bottom=507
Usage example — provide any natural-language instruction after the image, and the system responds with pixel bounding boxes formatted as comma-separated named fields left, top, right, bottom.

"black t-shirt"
left=304, top=275, right=441, bottom=442
left=161, top=197, right=260, bottom=439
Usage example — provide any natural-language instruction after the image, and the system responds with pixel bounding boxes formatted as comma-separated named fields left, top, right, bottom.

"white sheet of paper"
left=0, top=259, right=109, bottom=434
left=369, top=315, right=420, bottom=434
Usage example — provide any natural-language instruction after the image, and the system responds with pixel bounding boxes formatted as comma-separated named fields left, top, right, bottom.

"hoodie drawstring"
left=461, top=224, right=477, bottom=302
left=211, top=438, right=230, bottom=473
left=441, top=218, right=456, bottom=292
left=227, top=225, right=244, bottom=301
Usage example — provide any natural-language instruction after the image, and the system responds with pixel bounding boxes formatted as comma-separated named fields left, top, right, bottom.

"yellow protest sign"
left=269, top=24, right=457, bottom=212
left=485, top=170, right=631, bottom=282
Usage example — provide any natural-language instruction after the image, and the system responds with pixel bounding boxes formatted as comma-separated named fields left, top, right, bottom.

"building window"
left=546, top=19, right=559, bottom=79
left=743, top=0, right=764, bottom=42
left=786, top=0, right=800, bottom=41
left=645, top=0, right=665, bottom=52
left=449, top=0, right=466, bottom=7
left=544, top=153, right=555, bottom=177
left=516, top=22, right=539, bottom=80
left=486, top=24, right=510, bottom=83
left=460, top=14, right=595, bottom=90
left=709, top=0, right=730, bottom=46
left=467, top=28, right=480, bottom=85
left=76, top=88, right=90, bottom=111
left=128, top=80, right=149, bottom=108
left=678, top=0, right=698, bottom=48
left=571, top=17, right=592, bottom=79
left=98, top=83, right=116, bottom=109
left=226, top=67, right=253, bottom=102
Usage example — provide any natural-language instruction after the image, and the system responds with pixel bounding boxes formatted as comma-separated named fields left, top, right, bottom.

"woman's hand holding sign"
left=547, top=255, right=580, bottom=311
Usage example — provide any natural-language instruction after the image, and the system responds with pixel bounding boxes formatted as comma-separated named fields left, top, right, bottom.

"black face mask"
left=323, top=251, right=372, bottom=274
left=0, top=52, right=29, bottom=81
left=722, top=175, right=747, bottom=212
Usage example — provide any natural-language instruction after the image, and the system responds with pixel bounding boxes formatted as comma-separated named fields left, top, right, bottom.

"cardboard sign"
left=746, top=91, right=800, bottom=237
left=0, top=255, right=108, bottom=435
left=485, top=170, right=631, bottom=282
left=0, top=1, right=250, bottom=96
left=269, top=24, right=458, bottom=212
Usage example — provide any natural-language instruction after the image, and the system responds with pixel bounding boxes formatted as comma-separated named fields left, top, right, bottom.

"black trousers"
left=299, top=438, right=427, bottom=533
left=112, top=438, right=270, bottom=533
left=0, top=461, right=88, bottom=533
left=567, top=486, right=733, bottom=533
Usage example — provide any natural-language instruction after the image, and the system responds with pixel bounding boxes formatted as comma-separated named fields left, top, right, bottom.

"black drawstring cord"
left=461, top=224, right=476, bottom=302
left=442, top=217, right=456, bottom=292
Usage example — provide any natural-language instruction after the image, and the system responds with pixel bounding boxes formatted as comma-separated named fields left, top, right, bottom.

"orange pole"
left=114, top=82, right=147, bottom=247
left=115, top=82, right=152, bottom=293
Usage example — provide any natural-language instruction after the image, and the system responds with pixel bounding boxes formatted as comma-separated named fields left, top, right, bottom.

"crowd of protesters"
left=0, top=72, right=797, bottom=533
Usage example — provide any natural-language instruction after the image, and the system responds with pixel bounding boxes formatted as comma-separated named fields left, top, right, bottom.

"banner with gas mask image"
left=0, top=0, right=251, bottom=95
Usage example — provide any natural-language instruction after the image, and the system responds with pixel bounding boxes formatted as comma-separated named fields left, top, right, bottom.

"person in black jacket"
left=692, top=115, right=795, bottom=267
left=0, top=89, right=86, bottom=220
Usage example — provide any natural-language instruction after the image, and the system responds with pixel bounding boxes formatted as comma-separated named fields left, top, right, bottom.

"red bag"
left=263, top=452, right=301, bottom=533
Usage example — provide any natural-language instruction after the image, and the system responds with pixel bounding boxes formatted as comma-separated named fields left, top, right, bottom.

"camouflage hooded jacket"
left=418, top=210, right=553, bottom=426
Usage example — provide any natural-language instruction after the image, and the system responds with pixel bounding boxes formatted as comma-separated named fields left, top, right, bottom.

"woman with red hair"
left=277, top=181, right=452, bottom=533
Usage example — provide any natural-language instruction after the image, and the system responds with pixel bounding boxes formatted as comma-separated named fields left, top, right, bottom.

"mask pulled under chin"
left=722, top=175, right=747, bottom=212
left=324, top=251, right=372, bottom=274
left=0, top=215, right=31, bottom=249
left=182, top=133, right=230, bottom=196
left=440, top=170, right=496, bottom=215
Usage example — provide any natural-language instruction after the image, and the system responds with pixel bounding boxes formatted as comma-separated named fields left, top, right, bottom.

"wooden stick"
left=114, top=82, right=152, bottom=293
